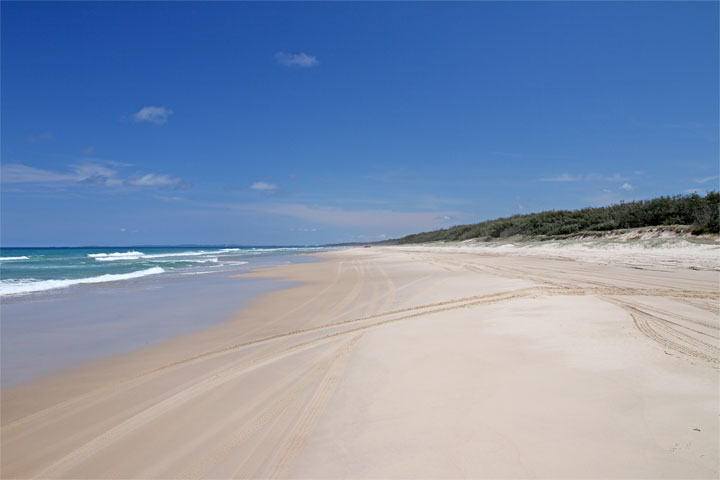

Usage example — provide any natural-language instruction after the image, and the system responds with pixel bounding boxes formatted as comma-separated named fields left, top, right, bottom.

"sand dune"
left=2, top=247, right=718, bottom=478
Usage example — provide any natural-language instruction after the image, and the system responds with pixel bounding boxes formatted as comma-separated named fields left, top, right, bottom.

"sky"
left=1, top=1, right=718, bottom=246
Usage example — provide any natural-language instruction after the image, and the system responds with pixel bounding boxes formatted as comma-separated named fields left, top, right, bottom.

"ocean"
left=0, top=246, right=330, bottom=386
left=0, top=246, right=328, bottom=298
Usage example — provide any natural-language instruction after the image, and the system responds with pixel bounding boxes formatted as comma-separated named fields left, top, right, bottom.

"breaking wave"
left=0, top=267, right=165, bottom=296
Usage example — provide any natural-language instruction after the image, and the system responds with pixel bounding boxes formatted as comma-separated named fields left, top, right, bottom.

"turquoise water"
left=0, top=246, right=327, bottom=297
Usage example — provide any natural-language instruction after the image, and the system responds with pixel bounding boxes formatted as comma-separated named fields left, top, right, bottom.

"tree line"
left=395, top=192, right=719, bottom=244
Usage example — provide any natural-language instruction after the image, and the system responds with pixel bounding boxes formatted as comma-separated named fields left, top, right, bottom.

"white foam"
left=94, top=255, right=144, bottom=262
left=88, top=250, right=241, bottom=262
left=88, top=247, right=327, bottom=262
left=0, top=267, right=165, bottom=296
left=88, top=251, right=144, bottom=261
left=0, top=256, right=29, bottom=261
left=141, top=251, right=210, bottom=259
left=184, top=258, right=219, bottom=263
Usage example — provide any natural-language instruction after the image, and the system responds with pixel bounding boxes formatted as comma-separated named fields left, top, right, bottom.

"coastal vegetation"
left=395, top=192, right=719, bottom=244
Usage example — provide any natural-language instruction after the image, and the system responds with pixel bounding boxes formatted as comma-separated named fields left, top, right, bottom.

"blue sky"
left=2, top=2, right=718, bottom=246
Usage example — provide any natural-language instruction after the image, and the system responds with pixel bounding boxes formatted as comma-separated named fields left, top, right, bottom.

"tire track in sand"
left=177, top=335, right=363, bottom=480
left=6, top=285, right=717, bottom=438
left=604, top=297, right=720, bottom=365
left=1, top=287, right=539, bottom=435
left=261, top=333, right=364, bottom=479
left=29, top=335, right=349, bottom=480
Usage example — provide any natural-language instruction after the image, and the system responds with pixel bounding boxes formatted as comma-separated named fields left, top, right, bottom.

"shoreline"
left=0, top=252, right=332, bottom=412
left=0, top=254, right=319, bottom=388
left=2, top=247, right=718, bottom=478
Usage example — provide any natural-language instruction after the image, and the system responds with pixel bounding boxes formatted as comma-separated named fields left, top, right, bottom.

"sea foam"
left=0, top=256, right=30, bottom=261
left=88, top=250, right=226, bottom=261
left=142, top=251, right=214, bottom=259
left=88, top=251, right=144, bottom=261
left=0, top=267, right=165, bottom=296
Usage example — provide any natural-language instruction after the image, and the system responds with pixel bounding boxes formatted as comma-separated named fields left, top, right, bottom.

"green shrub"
left=396, top=192, right=719, bottom=244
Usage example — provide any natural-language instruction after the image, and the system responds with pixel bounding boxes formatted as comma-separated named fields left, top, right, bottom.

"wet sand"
left=1, top=247, right=718, bottom=478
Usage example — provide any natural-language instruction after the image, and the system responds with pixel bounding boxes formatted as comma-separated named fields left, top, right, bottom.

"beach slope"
left=2, top=247, right=718, bottom=478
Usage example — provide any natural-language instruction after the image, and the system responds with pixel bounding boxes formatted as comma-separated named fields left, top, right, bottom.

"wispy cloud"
left=275, top=52, right=319, bottom=68
left=217, top=202, right=458, bottom=230
left=585, top=189, right=627, bottom=206
left=1, top=164, right=77, bottom=183
left=250, top=181, right=279, bottom=191
left=585, top=182, right=641, bottom=206
left=81, top=146, right=96, bottom=154
left=695, top=175, right=718, bottom=184
left=132, top=106, right=173, bottom=125
left=128, top=173, right=183, bottom=187
left=605, top=173, right=628, bottom=183
left=539, top=172, right=628, bottom=183
left=539, top=173, right=581, bottom=182
left=26, top=132, right=53, bottom=143
left=1, top=162, right=185, bottom=189
left=75, top=163, right=124, bottom=186
left=1, top=162, right=125, bottom=186
left=155, top=195, right=186, bottom=202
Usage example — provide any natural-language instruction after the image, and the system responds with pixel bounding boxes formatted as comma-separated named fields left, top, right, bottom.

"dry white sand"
left=2, top=246, right=718, bottom=478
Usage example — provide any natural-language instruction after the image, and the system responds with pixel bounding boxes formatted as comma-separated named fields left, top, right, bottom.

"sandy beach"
left=1, top=246, right=718, bottom=479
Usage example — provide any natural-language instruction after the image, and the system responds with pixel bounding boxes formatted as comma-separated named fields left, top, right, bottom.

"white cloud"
left=620, top=182, right=634, bottom=191
left=1, top=164, right=77, bottom=183
left=77, top=166, right=123, bottom=186
left=132, top=106, right=173, bottom=124
left=695, top=175, right=718, bottom=184
left=128, top=174, right=183, bottom=187
left=1, top=162, right=184, bottom=189
left=275, top=52, right=319, bottom=68
left=75, top=163, right=119, bottom=179
left=82, top=146, right=96, bottom=154
left=539, top=173, right=580, bottom=182
left=250, top=181, right=279, bottom=191
left=1, top=162, right=124, bottom=186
